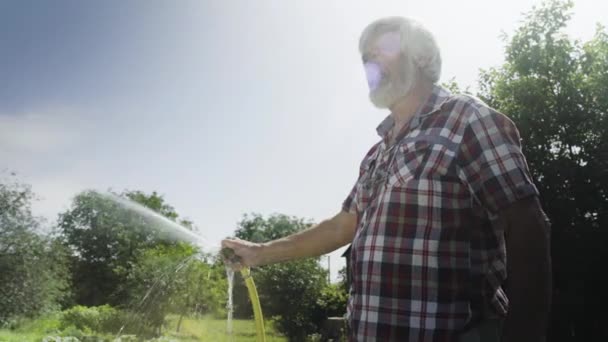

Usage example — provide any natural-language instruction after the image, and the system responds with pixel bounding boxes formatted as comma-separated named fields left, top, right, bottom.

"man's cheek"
left=364, top=62, right=383, bottom=90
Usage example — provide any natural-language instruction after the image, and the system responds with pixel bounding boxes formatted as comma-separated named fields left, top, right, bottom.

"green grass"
left=164, top=315, right=287, bottom=341
left=0, top=314, right=63, bottom=342
left=0, top=330, right=46, bottom=342
left=0, top=315, right=287, bottom=342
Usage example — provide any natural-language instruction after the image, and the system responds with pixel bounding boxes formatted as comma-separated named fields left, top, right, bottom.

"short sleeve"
left=342, top=182, right=358, bottom=213
left=342, top=143, right=382, bottom=214
left=457, top=106, right=539, bottom=214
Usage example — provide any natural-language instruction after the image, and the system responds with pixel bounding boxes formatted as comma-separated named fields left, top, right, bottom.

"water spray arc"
left=92, top=191, right=266, bottom=341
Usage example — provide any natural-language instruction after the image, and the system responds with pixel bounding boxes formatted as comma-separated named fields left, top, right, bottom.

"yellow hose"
left=240, top=267, right=266, bottom=342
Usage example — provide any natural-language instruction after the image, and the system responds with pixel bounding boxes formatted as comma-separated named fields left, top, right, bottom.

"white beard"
left=369, top=59, right=417, bottom=109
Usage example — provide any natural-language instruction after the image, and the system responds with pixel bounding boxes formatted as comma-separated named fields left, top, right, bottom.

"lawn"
left=163, top=315, right=287, bottom=341
left=0, top=315, right=287, bottom=342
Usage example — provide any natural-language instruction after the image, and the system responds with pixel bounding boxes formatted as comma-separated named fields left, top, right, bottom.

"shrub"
left=61, top=305, right=140, bottom=333
left=58, top=325, right=86, bottom=338
left=60, top=305, right=108, bottom=332
left=317, top=284, right=348, bottom=318
left=255, top=259, right=329, bottom=341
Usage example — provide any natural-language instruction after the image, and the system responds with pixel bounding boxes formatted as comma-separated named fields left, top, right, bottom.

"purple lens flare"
left=364, top=62, right=382, bottom=91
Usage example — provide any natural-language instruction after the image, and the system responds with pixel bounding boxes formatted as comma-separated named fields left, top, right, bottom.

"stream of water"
left=91, top=190, right=237, bottom=339
left=226, top=266, right=235, bottom=339
left=97, top=191, right=215, bottom=250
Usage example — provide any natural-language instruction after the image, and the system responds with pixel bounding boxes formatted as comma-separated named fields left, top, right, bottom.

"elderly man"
left=222, top=17, right=551, bottom=342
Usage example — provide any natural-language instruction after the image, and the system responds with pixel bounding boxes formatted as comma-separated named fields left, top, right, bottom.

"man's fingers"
left=222, top=238, right=243, bottom=249
left=221, top=238, right=258, bottom=267
left=233, top=261, right=244, bottom=271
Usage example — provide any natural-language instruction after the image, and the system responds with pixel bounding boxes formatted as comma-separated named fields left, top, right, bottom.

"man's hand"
left=500, top=196, right=552, bottom=342
left=221, top=238, right=265, bottom=270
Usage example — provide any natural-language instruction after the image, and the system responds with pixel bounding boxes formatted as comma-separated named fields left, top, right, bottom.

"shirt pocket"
left=387, top=139, right=433, bottom=186
left=355, top=159, right=377, bottom=213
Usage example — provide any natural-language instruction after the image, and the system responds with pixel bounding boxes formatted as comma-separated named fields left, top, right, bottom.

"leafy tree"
left=230, top=213, right=331, bottom=341
left=315, top=283, right=348, bottom=319
left=230, top=213, right=312, bottom=318
left=255, top=259, right=328, bottom=341
left=122, top=243, right=227, bottom=336
left=58, top=190, right=193, bottom=307
left=235, top=213, right=309, bottom=242
left=170, top=253, right=227, bottom=330
left=0, top=173, right=70, bottom=325
left=441, top=77, right=471, bottom=95
left=476, top=1, right=607, bottom=340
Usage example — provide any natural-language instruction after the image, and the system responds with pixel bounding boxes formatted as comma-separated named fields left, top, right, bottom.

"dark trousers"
left=458, top=319, right=503, bottom=342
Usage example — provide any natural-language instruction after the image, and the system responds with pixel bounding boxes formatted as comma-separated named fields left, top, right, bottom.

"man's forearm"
left=502, top=197, right=552, bottom=341
left=258, top=213, right=355, bottom=265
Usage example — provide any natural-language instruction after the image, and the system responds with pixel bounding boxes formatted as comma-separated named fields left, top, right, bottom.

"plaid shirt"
left=342, top=85, right=539, bottom=341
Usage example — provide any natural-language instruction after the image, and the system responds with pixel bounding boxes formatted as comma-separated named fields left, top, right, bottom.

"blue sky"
left=1, top=0, right=605, bottom=281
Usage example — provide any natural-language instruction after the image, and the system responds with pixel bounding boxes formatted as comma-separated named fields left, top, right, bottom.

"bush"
left=317, top=284, right=348, bottom=318
left=60, top=305, right=111, bottom=333
left=57, top=325, right=86, bottom=339
left=255, top=259, right=329, bottom=341
left=61, top=305, right=149, bottom=334
left=60, top=305, right=158, bottom=338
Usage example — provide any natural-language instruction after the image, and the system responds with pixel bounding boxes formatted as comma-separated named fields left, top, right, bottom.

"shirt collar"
left=376, top=84, right=452, bottom=138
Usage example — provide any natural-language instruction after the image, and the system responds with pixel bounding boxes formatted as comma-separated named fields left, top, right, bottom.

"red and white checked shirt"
left=342, top=85, right=539, bottom=341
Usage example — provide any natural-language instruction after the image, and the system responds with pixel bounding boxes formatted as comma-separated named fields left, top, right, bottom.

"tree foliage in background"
left=318, top=270, right=349, bottom=318
left=0, top=174, right=70, bottom=326
left=123, top=243, right=227, bottom=336
left=476, top=1, right=607, bottom=340
left=255, top=259, right=328, bottom=341
left=230, top=213, right=311, bottom=319
left=231, top=213, right=345, bottom=341
left=58, top=190, right=193, bottom=307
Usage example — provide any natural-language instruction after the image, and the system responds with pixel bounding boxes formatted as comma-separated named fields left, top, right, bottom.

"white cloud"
left=0, top=107, right=99, bottom=225
left=0, top=108, right=90, bottom=155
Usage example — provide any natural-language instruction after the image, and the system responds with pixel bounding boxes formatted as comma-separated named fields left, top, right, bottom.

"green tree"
left=122, top=243, right=226, bottom=336
left=255, top=259, right=328, bottom=341
left=315, top=283, right=348, bottom=318
left=476, top=1, right=607, bottom=340
left=58, top=190, right=193, bottom=307
left=0, top=174, right=70, bottom=325
left=230, top=213, right=312, bottom=319
left=231, top=213, right=331, bottom=341
left=235, top=213, right=308, bottom=242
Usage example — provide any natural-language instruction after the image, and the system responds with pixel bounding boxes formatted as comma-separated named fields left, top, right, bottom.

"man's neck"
left=389, top=81, right=434, bottom=131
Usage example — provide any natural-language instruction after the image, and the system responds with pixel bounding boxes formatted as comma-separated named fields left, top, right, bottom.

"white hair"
left=359, top=17, right=442, bottom=83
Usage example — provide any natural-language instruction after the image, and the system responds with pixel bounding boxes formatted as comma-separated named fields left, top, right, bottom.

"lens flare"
left=365, top=62, right=383, bottom=91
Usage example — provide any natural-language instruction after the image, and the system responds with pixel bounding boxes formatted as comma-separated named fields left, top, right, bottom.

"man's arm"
left=500, top=196, right=552, bottom=342
left=221, top=210, right=357, bottom=267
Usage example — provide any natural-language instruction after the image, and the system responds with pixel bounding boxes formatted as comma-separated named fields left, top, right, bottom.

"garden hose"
left=221, top=248, right=266, bottom=342
left=241, top=267, right=266, bottom=342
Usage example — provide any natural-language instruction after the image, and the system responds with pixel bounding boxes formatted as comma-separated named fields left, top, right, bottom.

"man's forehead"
left=366, top=31, right=401, bottom=56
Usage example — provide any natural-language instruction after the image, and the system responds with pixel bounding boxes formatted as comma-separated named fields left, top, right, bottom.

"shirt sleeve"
left=457, top=105, right=539, bottom=214
left=342, top=143, right=381, bottom=214
left=342, top=182, right=358, bottom=213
